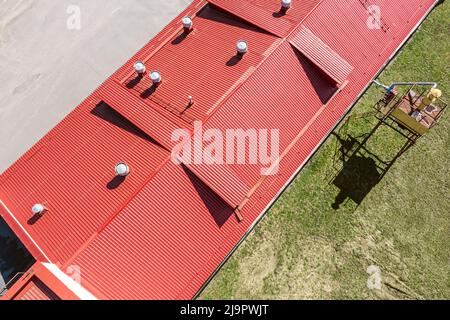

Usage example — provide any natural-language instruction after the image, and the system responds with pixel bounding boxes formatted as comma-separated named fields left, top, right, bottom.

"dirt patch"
left=340, top=221, right=426, bottom=300
left=234, top=236, right=278, bottom=298
left=233, top=235, right=341, bottom=299
left=274, top=238, right=340, bottom=299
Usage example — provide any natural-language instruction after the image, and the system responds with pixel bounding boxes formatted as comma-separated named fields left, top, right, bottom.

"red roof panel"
left=119, top=5, right=279, bottom=125
left=17, top=278, right=60, bottom=301
left=0, top=97, right=169, bottom=263
left=208, top=0, right=294, bottom=37
left=71, top=161, right=239, bottom=300
left=0, top=0, right=438, bottom=300
left=289, top=26, right=354, bottom=84
left=183, top=160, right=251, bottom=209
left=208, top=0, right=323, bottom=37
left=204, top=40, right=337, bottom=185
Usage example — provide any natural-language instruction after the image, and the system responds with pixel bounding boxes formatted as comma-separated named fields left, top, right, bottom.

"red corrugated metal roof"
left=1, top=262, right=79, bottom=300
left=0, top=97, right=169, bottom=264
left=72, top=161, right=239, bottom=299
left=0, top=0, right=438, bottom=299
left=289, top=26, right=354, bottom=84
left=17, top=278, right=60, bottom=301
left=118, top=5, right=279, bottom=125
left=208, top=0, right=295, bottom=37
left=208, top=0, right=323, bottom=37
left=204, top=39, right=338, bottom=185
left=183, top=160, right=251, bottom=209
left=98, top=81, right=180, bottom=151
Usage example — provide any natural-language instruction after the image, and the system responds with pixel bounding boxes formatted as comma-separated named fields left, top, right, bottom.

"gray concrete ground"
left=0, top=0, right=191, bottom=173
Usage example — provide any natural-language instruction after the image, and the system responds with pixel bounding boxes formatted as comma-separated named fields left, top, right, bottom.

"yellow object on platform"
left=418, top=88, right=442, bottom=110
left=391, top=108, right=428, bottom=136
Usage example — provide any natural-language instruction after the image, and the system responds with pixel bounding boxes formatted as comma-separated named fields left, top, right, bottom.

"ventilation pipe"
left=182, top=16, right=193, bottom=33
left=32, top=203, right=46, bottom=216
left=150, top=71, right=162, bottom=86
left=134, top=61, right=146, bottom=77
left=188, top=96, right=194, bottom=107
left=373, top=80, right=438, bottom=91
left=115, top=163, right=130, bottom=177
left=236, top=40, right=248, bottom=58
left=281, top=0, right=292, bottom=14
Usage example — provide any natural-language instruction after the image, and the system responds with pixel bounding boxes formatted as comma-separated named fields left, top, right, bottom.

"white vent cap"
left=32, top=203, right=45, bottom=215
left=115, top=163, right=130, bottom=177
left=236, top=40, right=248, bottom=54
left=182, top=16, right=193, bottom=29
left=282, top=0, right=292, bottom=8
left=150, top=71, right=162, bottom=84
left=134, top=61, right=146, bottom=74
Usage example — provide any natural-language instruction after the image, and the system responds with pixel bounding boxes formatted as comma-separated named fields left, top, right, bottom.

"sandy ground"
left=0, top=0, right=191, bottom=173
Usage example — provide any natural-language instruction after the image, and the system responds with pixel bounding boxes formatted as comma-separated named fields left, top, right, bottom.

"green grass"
left=201, top=2, right=450, bottom=300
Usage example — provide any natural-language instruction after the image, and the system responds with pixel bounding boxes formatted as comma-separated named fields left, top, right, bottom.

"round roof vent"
left=150, top=71, right=162, bottom=84
left=236, top=40, right=248, bottom=55
left=281, top=0, right=292, bottom=9
left=32, top=203, right=45, bottom=215
left=115, top=163, right=130, bottom=177
left=182, top=16, right=193, bottom=30
left=134, top=61, right=146, bottom=75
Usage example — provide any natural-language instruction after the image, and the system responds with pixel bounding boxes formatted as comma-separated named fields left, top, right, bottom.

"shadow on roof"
left=126, top=75, right=144, bottom=89
left=181, top=164, right=234, bottom=228
left=140, top=85, right=158, bottom=99
left=226, top=55, right=243, bottom=67
left=107, top=175, right=126, bottom=190
left=293, top=48, right=339, bottom=104
left=171, top=32, right=190, bottom=46
left=90, top=102, right=165, bottom=149
left=199, top=4, right=271, bottom=35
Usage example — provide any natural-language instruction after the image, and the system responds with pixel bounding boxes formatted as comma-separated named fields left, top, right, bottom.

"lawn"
left=201, top=1, right=449, bottom=300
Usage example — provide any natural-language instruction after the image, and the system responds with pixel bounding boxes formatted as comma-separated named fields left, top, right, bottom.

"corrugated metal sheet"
left=289, top=26, right=354, bottom=84
left=207, top=0, right=294, bottom=37
left=247, top=0, right=322, bottom=21
left=98, top=81, right=181, bottom=150
left=120, top=5, right=278, bottom=125
left=183, top=159, right=251, bottom=209
left=0, top=0, right=438, bottom=300
left=1, top=262, right=81, bottom=300
left=18, top=278, right=60, bottom=301
left=204, top=40, right=337, bottom=185
left=0, top=96, right=169, bottom=263
left=71, top=161, right=239, bottom=300
left=208, top=0, right=323, bottom=37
